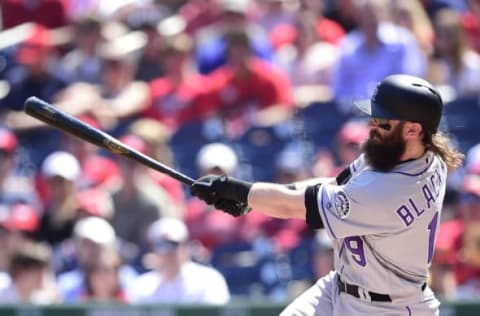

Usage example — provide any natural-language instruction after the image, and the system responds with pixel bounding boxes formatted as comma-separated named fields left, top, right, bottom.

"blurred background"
left=0, top=0, right=479, bottom=315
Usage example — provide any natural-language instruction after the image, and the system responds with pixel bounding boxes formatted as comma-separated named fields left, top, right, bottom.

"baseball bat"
left=23, top=96, right=195, bottom=186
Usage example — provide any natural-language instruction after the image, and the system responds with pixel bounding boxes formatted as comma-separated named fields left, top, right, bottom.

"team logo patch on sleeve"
left=334, top=191, right=351, bottom=218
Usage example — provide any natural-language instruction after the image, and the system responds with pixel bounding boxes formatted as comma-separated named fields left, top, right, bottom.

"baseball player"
left=190, top=74, right=464, bottom=315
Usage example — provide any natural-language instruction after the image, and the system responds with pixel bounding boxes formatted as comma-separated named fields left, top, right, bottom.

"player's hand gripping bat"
left=23, top=96, right=195, bottom=185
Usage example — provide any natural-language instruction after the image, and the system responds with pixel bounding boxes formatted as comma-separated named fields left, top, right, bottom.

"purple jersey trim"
left=406, top=306, right=412, bottom=316
left=320, top=185, right=337, bottom=239
left=391, top=156, right=435, bottom=177
left=351, top=161, right=357, bottom=172
left=338, top=242, right=345, bottom=259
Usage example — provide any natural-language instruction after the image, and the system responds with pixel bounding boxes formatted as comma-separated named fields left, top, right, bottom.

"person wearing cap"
left=185, top=142, right=249, bottom=256
left=0, top=204, right=41, bottom=301
left=0, top=240, right=60, bottom=304
left=334, top=120, right=369, bottom=171
left=190, top=74, right=464, bottom=315
left=34, top=151, right=82, bottom=245
left=128, top=217, right=230, bottom=304
left=55, top=216, right=137, bottom=303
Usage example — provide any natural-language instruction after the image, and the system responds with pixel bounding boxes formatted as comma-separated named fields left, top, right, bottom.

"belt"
left=337, top=275, right=392, bottom=302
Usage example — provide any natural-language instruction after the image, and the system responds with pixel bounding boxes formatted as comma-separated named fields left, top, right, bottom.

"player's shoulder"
left=347, top=152, right=443, bottom=190
left=391, top=151, right=446, bottom=177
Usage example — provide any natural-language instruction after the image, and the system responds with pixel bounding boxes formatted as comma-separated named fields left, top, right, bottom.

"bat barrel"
left=23, top=97, right=195, bottom=186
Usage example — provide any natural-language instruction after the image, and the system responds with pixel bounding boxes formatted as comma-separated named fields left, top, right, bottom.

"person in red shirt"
left=208, top=28, right=292, bottom=137
left=0, top=0, right=69, bottom=29
left=463, top=0, right=480, bottom=53
left=140, top=34, right=215, bottom=130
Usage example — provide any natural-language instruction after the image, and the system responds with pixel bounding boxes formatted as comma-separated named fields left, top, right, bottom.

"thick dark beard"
left=362, top=122, right=406, bottom=172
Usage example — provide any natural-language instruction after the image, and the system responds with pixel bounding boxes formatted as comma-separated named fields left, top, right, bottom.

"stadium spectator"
left=254, top=0, right=296, bottom=34
left=195, top=0, right=274, bottom=74
left=1, top=24, right=71, bottom=168
left=419, top=0, right=461, bottom=20
left=60, top=17, right=104, bottom=84
left=128, top=217, right=230, bottom=304
left=324, top=0, right=358, bottom=33
left=311, top=229, right=334, bottom=281
left=34, top=151, right=81, bottom=246
left=179, top=0, right=223, bottom=36
left=127, top=118, right=185, bottom=206
left=132, top=14, right=167, bottom=82
left=56, top=216, right=137, bottom=302
left=0, top=241, right=60, bottom=304
left=59, top=115, right=121, bottom=192
left=432, top=143, right=480, bottom=300
left=3, top=202, right=40, bottom=248
left=57, top=30, right=149, bottom=136
left=0, top=127, right=39, bottom=207
left=427, top=8, right=480, bottom=99
left=311, top=149, right=337, bottom=178
left=298, top=0, right=345, bottom=46
left=110, top=134, right=179, bottom=248
left=208, top=28, right=292, bottom=137
left=274, top=13, right=338, bottom=106
left=0, top=202, right=40, bottom=297
left=334, top=120, right=369, bottom=170
left=129, top=33, right=216, bottom=130
left=332, top=0, right=426, bottom=110
left=74, top=243, right=128, bottom=303
left=462, top=0, right=480, bottom=53
left=390, top=0, right=435, bottom=56
left=185, top=142, right=249, bottom=256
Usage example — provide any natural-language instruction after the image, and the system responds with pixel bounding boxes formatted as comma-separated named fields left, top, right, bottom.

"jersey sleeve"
left=336, top=155, right=367, bottom=185
left=315, top=170, right=407, bottom=240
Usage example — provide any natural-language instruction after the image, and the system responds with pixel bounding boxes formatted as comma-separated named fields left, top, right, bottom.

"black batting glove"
left=214, top=199, right=252, bottom=217
left=190, top=175, right=219, bottom=205
left=190, top=175, right=253, bottom=204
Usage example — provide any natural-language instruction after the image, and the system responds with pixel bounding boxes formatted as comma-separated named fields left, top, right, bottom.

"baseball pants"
left=280, top=271, right=440, bottom=316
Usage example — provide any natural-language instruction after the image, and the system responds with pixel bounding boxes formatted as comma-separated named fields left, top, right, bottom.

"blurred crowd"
left=0, top=0, right=479, bottom=305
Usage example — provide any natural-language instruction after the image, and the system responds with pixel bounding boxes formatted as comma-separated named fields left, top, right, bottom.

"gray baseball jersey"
left=303, top=151, right=446, bottom=306
left=320, top=151, right=446, bottom=295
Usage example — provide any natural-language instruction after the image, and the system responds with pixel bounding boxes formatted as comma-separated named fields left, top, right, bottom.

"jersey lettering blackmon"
left=396, top=163, right=446, bottom=227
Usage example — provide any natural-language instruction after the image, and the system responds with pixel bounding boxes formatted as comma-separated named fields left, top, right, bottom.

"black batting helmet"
left=354, top=74, right=443, bottom=134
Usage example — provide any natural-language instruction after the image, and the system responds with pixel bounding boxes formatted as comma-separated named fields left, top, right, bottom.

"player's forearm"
left=247, top=182, right=306, bottom=219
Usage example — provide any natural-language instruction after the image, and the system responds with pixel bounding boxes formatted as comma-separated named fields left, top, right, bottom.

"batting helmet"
left=354, top=74, right=443, bottom=134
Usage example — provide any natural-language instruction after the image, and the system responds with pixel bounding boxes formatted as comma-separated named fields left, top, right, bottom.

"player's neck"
left=401, top=141, right=426, bottom=161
